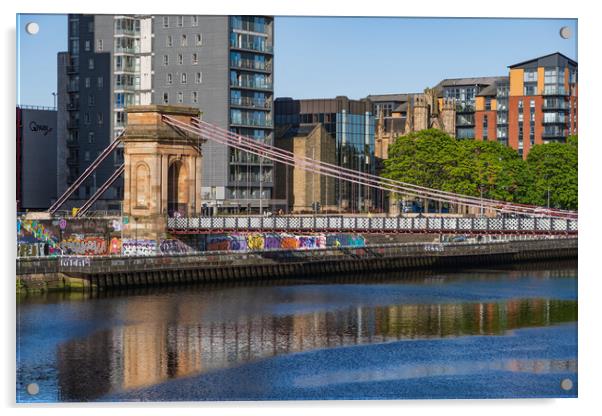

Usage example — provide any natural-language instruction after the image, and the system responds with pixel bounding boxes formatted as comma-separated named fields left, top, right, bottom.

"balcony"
left=66, top=157, right=79, bottom=166
left=230, top=80, right=273, bottom=91
left=66, top=65, right=79, bottom=74
left=230, top=41, right=273, bottom=54
left=230, top=118, right=273, bottom=128
left=114, top=84, right=137, bottom=92
left=67, top=120, right=79, bottom=129
left=230, top=60, right=273, bottom=73
left=114, top=28, right=139, bottom=37
left=114, top=46, right=140, bottom=54
left=67, top=83, right=79, bottom=93
left=542, top=128, right=568, bottom=139
left=543, top=101, right=570, bottom=110
left=230, top=97, right=272, bottom=110
left=67, top=102, right=79, bottom=111
left=543, top=86, right=569, bottom=96
left=543, top=118, right=568, bottom=125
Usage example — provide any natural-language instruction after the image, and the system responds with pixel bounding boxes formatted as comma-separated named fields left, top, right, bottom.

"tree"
left=382, top=129, right=529, bottom=204
left=524, top=136, right=578, bottom=210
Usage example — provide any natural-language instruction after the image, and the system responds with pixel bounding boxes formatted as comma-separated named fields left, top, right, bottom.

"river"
left=16, top=261, right=577, bottom=402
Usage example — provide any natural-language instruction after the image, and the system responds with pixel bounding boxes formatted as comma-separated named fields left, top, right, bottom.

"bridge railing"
left=17, top=238, right=577, bottom=275
left=167, top=216, right=578, bottom=234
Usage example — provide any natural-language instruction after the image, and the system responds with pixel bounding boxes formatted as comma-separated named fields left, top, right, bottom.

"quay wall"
left=16, top=238, right=577, bottom=293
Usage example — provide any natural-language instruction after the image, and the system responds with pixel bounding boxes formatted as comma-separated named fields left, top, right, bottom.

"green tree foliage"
left=524, top=135, right=578, bottom=210
left=382, top=130, right=577, bottom=210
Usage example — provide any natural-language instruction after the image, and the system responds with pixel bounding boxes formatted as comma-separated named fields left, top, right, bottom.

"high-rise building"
left=274, top=96, right=375, bottom=213
left=57, top=14, right=274, bottom=212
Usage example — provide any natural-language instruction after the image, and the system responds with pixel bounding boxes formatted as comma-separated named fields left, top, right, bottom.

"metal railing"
left=167, top=216, right=578, bottom=234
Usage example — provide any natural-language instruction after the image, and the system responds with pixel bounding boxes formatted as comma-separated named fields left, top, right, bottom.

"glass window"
left=163, top=55, right=169, bottom=65
left=192, top=53, right=198, bottom=64
left=163, top=92, right=168, bottom=104
left=195, top=72, right=202, bottom=83
left=192, top=91, right=198, bottom=104
left=196, top=33, right=202, bottom=46
left=181, top=34, right=187, bottom=46
left=97, top=39, right=103, bottom=51
left=177, top=92, right=183, bottom=103
left=181, top=73, right=187, bottom=84
left=191, top=16, right=198, bottom=26
left=166, top=73, right=172, bottom=84
left=166, top=35, right=172, bottom=47
left=88, top=58, right=94, bottom=70
left=177, top=16, right=183, bottom=27
left=85, top=77, right=90, bottom=88
left=162, top=16, right=169, bottom=28
left=178, top=54, right=183, bottom=65
left=524, top=69, right=537, bottom=82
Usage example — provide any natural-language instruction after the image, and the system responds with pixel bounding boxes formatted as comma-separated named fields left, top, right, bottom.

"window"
left=181, top=73, right=187, bottom=84
left=177, top=92, right=183, bottom=103
left=166, top=73, right=172, bottom=84
left=97, top=39, right=103, bottom=51
left=524, top=69, right=538, bottom=82
left=85, top=77, right=90, bottom=88
left=485, top=98, right=491, bottom=111
left=177, top=16, right=183, bottom=27
left=97, top=77, right=103, bottom=88
left=162, top=16, right=169, bottom=28
left=88, top=22, right=94, bottom=33
left=84, top=112, right=90, bottom=125
left=191, top=16, right=198, bottom=26
left=518, top=113, right=524, bottom=122
left=192, top=91, right=198, bottom=104
left=178, top=54, right=183, bottom=65
left=518, top=100, right=523, bottom=110
left=530, top=99, right=535, bottom=108
left=196, top=33, right=202, bottom=45
left=88, top=95, right=95, bottom=106
left=84, top=151, right=90, bottom=162
left=195, top=72, right=202, bottom=83
left=181, top=34, right=187, bottom=46
left=524, top=85, right=536, bottom=96
left=84, top=40, right=90, bottom=51
left=88, top=132, right=95, bottom=143
left=192, top=53, right=198, bottom=64
left=163, top=55, right=169, bottom=66
left=163, top=92, right=169, bottom=104
left=88, top=58, right=94, bottom=70
left=98, top=112, right=103, bottom=125
left=166, top=35, right=172, bottom=47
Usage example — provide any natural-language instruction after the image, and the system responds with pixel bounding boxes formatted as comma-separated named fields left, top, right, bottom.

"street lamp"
left=52, top=92, right=57, bottom=109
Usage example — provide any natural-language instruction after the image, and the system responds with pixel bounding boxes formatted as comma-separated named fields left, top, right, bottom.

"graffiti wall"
left=205, top=233, right=365, bottom=252
left=17, top=218, right=366, bottom=257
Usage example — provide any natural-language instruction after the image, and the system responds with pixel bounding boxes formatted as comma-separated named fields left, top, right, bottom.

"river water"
left=16, top=262, right=577, bottom=402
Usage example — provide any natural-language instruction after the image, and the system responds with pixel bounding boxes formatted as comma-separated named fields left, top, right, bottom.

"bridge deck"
left=167, top=216, right=578, bottom=235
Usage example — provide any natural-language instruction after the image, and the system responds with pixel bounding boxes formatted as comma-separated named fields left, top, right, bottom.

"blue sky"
left=16, top=15, right=577, bottom=106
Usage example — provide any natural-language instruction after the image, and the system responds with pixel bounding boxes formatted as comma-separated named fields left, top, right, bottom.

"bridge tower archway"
left=122, top=105, right=204, bottom=242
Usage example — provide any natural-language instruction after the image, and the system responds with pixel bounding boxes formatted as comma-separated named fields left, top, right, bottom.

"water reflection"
left=54, top=296, right=576, bottom=401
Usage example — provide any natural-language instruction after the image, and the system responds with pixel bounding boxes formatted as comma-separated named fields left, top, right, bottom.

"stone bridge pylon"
left=122, top=105, right=204, bottom=243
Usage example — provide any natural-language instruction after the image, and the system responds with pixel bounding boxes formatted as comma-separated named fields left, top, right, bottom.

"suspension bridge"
left=47, top=105, right=577, bottom=236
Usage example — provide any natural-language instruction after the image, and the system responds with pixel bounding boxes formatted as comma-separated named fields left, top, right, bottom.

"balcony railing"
left=67, top=83, right=79, bottom=93
left=230, top=41, right=273, bottom=54
left=230, top=118, right=273, bottom=128
left=542, top=128, right=568, bottom=138
left=230, top=97, right=272, bottom=109
left=543, top=86, right=568, bottom=96
left=114, top=46, right=140, bottom=54
left=66, top=65, right=79, bottom=74
left=231, top=60, right=273, bottom=72
left=230, top=80, right=273, bottom=91
left=543, top=101, right=569, bottom=110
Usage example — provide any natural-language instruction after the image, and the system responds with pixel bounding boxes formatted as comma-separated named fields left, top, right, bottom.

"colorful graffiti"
left=204, top=233, right=364, bottom=252
left=121, top=239, right=157, bottom=256
left=159, top=239, right=193, bottom=254
left=60, top=236, right=108, bottom=255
